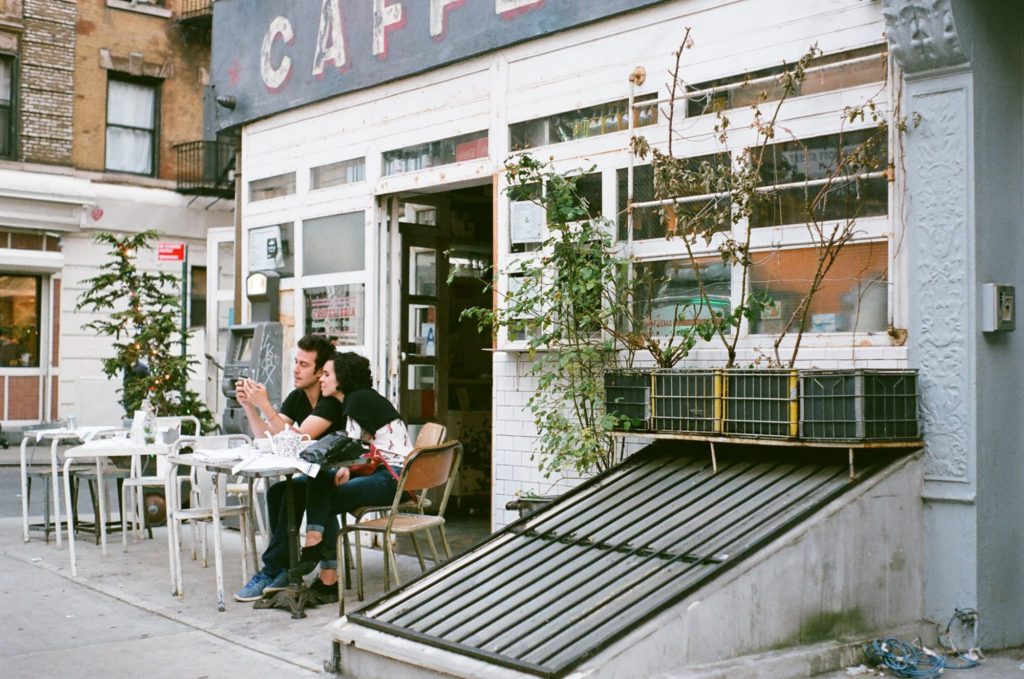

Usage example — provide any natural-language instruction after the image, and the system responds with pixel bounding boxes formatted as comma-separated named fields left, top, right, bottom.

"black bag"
left=299, top=431, right=369, bottom=466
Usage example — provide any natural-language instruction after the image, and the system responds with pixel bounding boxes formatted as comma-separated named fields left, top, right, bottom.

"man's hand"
left=234, top=379, right=250, bottom=405
left=243, top=379, right=272, bottom=411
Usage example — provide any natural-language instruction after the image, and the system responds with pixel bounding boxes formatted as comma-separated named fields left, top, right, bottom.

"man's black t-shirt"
left=278, top=389, right=345, bottom=435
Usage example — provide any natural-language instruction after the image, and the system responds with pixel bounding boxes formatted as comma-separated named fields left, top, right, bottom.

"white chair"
left=121, top=416, right=201, bottom=548
left=165, top=433, right=251, bottom=611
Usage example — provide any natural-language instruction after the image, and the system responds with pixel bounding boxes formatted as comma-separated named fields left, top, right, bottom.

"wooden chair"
left=335, top=439, right=462, bottom=608
left=340, top=422, right=447, bottom=587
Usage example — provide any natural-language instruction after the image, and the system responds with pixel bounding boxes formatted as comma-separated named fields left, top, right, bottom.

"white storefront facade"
left=214, top=0, right=1024, bottom=648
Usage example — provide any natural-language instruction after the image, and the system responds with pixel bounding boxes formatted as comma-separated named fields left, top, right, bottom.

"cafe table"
left=19, top=425, right=124, bottom=545
left=164, top=447, right=321, bottom=613
left=61, top=437, right=171, bottom=576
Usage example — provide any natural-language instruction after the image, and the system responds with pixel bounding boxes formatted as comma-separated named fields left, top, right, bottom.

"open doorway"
left=394, top=183, right=493, bottom=527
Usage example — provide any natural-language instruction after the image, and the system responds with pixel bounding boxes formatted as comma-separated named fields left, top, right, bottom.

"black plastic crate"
left=800, top=369, right=919, bottom=441
left=652, top=369, right=721, bottom=433
left=723, top=369, right=799, bottom=438
left=604, top=370, right=651, bottom=431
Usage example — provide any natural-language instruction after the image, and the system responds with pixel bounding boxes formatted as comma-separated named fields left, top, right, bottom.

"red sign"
left=157, top=241, right=186, bottom=262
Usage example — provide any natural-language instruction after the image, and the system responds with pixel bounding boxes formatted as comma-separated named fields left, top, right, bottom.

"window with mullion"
left=106, top=76, right=159, bottom=175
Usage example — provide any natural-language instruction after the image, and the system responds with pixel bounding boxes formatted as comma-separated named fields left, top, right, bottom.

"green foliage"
left=459, top=154, right=720, bottom=476
left=75, top=231, right=211, bottom=432
left=462, top=155, right=639, bottom=477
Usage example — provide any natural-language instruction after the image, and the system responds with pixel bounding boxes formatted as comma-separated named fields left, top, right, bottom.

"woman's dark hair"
left=332, top=352, right=372, bottom=394
left=298, top=334, right=335, bottom=371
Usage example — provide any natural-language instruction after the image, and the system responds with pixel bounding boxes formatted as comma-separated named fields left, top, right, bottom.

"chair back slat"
left=402, top=441, right=458, bottom=492
left=414, top=422, right=447, bottom=448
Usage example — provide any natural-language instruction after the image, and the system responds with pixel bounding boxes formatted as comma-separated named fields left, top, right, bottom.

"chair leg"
left=121, top=482, right=131, bottom=552
left=354, top=528, right=365, bottom=601
left=336, top=531, right=346, bottom=617
left=88, top=479, right=102, bottom=545
left=42, top=476, right=51, bottom=543
left=383, top=534, right=401, bottom=591
left=341, top=514, right=353, bottom=590
left=437, top=524, right=452, bottom=560
left=409, top=533, right=427, bottom=571
left=423, top=530, right=441, bottom=568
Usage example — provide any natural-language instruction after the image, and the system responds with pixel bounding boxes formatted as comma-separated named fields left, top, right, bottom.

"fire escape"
left=173, top=0, right=236, bottom=200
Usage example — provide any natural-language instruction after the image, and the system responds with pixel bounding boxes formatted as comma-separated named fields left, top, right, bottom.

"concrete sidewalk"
left=0, top=515, right=430, bottom=677
left=3, top=503, right=1023, bottom=678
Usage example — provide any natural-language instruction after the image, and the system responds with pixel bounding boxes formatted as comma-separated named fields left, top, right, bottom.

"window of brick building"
left=106, top=75, right=160, bottom=175
left=0, top=274, right=40, bottom=367
left=0, top=55, right=15, bottom=159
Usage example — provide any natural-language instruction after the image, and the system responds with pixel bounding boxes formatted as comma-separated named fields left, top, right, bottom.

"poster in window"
left=249, top=225, right=286, bottom=271
left=304, top=284, right=365, bottom=346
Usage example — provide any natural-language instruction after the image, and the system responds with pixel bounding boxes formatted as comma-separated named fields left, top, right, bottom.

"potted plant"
left=630, top=31, right=897, bottom=438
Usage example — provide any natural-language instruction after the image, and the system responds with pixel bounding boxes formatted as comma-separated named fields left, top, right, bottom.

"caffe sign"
left=212, top=0, right=671, bottom=129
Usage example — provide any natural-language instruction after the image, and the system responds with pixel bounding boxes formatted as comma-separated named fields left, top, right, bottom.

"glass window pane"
left=303, top=211, right=364, bottom=276
left=510, top=93, right=657, bottom=149
left=633, top=259, right=731, bottom=337
left=383, top=130, right=487, bottom=176
left=619, top=155, right=730, bottom=241
left=0, top=58, right=11, bottom=102
left=304, top=284, right=366, bottom=346
left=751, top=129, right=887, bottom=228
left=248, top=223, right=294, bottom=276
left=405, top=364, right=436, bottom=420
left=216, top=300, right=233, bottom=355
left=0, top=275, right=41, bottom=367
left=108, top=79, right=156, bottom=128
left=249, top=172, right=296, bottom=201
left=407, top=304, right=437, bottom=356
left=749, top=241, right=888, bottom=334
left=105, top=126, right=153, bottom=174
left=311, top=157, right=365, bottom=189
left=409, top=247, right=437, bottom=296
left=217, top=241, right=234, bottom=291
left=190, top=266, right=206, bottom=327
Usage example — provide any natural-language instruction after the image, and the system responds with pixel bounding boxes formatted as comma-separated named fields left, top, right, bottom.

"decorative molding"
left=882, top=0, right=968, bottom=74
left=98, top=47, right=174, bottom=79
left=907, top=83, right=971, bottom=483
left=105, top=0, right=172, bottom=20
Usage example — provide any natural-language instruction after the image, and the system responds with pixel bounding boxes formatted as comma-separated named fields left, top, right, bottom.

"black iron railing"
left=179, top=0, right=212, bottom=22
left=174, top=140, right=235, bottom=199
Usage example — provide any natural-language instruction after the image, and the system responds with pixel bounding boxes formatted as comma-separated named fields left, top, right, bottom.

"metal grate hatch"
left=346, top=441, right=893, bottom=678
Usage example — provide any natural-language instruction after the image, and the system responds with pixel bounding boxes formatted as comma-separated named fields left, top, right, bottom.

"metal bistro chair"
left=336, top=439, right=462, bottom=606
left=340, top=422, right=447, bottom=588
left=165, top=434, right=252, bottom=611
left=120, top=416, right=201, bottom=548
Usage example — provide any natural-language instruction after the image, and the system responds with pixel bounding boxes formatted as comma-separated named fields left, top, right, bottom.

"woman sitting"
left=293, top=351, right=413, bottom=599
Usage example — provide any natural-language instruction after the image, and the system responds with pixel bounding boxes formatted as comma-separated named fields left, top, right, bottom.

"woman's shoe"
left=309, top=577, right=339, bottom=604
left=288, top=545, right=321, bottom=580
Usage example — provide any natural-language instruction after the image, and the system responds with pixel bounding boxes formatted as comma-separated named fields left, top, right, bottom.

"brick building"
left=0, top=0, right=233, bottom=428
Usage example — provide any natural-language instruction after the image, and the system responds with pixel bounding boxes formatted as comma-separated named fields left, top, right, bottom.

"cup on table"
left=253, top=437, right=274, bottom=453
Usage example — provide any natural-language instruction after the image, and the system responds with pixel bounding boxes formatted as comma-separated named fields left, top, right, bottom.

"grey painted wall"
left=957, top=0, right=1024, bottom=648
left=891, top=0, right=1024, bottom=648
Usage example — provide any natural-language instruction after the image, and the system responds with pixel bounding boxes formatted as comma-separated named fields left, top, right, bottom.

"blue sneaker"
left=234, top=570, right=274, bottom=602
left=263, top=570, right=290, bottom=594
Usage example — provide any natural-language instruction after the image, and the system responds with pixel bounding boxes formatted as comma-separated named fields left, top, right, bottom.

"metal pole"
left=181, top=246, right=188, bottom=359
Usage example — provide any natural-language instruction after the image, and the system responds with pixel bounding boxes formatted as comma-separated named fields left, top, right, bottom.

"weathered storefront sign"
left=212, top=0, right=671, bottom=129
